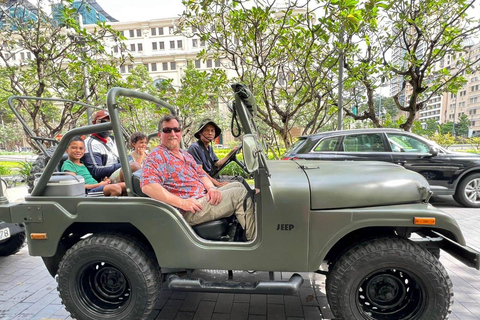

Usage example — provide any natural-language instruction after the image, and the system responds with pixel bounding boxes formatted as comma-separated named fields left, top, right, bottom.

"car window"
left=386, top=133, right=430, bottom=153
left=313, top=136, right=341, bottom=152
left=342, top=134, right=385, bottom=152
left=288, top=138, right=307, bottom=153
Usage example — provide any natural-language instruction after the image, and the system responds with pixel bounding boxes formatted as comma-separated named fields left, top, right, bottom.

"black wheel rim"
left=76, top=261, right=132, bottom=316
left=357, top=268, right=425, bottom=320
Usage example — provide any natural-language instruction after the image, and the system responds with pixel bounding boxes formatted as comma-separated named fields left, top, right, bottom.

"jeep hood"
left=293, top=160, right=431, bottom=210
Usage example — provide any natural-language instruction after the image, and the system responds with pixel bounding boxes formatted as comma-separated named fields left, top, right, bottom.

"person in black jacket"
left=83, top=110, right=140, bottom=182
left=187, top=119, right=238, bottom=187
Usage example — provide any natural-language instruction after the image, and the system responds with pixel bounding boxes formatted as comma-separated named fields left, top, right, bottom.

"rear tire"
left=454, top=173, right=480, bottom=208
left=57, top=233, right=160, bottom=320
left=326, top=237, right=453, bottom=320
left=0, top=231, right=26, bottom=256
left=28, top=146, right=57, bottom=193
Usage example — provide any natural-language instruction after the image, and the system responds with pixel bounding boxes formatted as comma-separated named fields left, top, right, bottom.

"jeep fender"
left=307, top=203, right=466, bottom=271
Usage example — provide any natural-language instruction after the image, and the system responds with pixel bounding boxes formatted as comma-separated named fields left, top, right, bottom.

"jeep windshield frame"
left=230, top=84, right=269, bottom=176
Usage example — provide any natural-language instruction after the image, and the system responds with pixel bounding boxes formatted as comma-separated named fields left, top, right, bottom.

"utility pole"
left=337, top=30, right=344, bottom=130
left=78, top=15, right=93, bottom=125
left=83, top=56, right=92, bottom=125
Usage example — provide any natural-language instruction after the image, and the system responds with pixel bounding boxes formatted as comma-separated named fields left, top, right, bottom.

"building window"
left=120, top=66, right=126, bottom=73
left=192, top=39, right=198, bottom=47
left=162, top=62, right=168, bottom=70
left=170, top=62, right=176, bottom=70
left=113, top=46, right=119, bottom=53
left=177, top=40, right=183, bottom=49
left=215, top=59, right=220, bottom=67
left=152, top=42, right=157, bottom=50
left=27, top=52, right=31, bottom=59
left=20, top=52, right=25, bottom=60
left=470, top=97, right=478, bottom=104
left=130, top=44, right=136, bottom=51
left=120, top=31, right=124, bottom=37
left=151, top=28, right=156, bottom=36
left=128, top=65, right=133, bottom=72
left=129, top=30, right=134, bottom=37
left=195, top=59, right=201, bottom=68
left=151, top=63, right=157, bottom=71
left=207, top=59, right=212, bottom=68
left=158, top=27, right=164, bottom=35
left=200, top=40, right=206, bottom=46
left=170, top=41, right=175, bottom=49
left=136, top=29, right=141, bottom=37
left=159, top=42, right=165, bottom=50
left=169, top=26, right=174, bottom=34
left=138, top=43, right=143, bottom=52
left=144, top=63, right=149, bottom=71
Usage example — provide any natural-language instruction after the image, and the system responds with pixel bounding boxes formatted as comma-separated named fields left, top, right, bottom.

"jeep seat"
left=192, top=219, right=229, bottom=240
left=132, top=169, right=148, bottom=197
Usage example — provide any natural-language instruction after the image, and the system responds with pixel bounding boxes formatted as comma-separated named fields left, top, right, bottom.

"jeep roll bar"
left=30, top=88, right=178, bottom=197
left=7, top=96, right=99, bottom=156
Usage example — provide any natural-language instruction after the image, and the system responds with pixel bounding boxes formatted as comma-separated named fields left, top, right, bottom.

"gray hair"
left=158, top=114, right=181, bottom=132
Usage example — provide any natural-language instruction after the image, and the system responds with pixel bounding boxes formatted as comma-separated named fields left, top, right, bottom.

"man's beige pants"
left=184, top=182, right=255, bottom=240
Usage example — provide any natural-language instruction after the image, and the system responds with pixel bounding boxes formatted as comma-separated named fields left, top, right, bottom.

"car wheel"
left=454, top=173, right=480, bottom=208
left=0, top=231, right=26, bottom=256
left=57, top=233, right=160, bottom=320
left=326, top=237, right=453, bottom=320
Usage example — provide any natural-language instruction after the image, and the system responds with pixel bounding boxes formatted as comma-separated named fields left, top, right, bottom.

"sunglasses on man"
left=161, top=127, right=182, bottom=133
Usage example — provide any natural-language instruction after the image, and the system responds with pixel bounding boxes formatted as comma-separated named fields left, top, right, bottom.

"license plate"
left=0, top=227, right=11, bottom=241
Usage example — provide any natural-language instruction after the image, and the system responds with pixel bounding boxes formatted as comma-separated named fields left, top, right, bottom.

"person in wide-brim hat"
left=194, top=119, right=221, bottom=140
left=188, top=119, right=238, bottom=187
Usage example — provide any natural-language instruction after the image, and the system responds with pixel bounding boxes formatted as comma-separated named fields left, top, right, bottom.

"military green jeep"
left=0, top=84, right=479, bottom=320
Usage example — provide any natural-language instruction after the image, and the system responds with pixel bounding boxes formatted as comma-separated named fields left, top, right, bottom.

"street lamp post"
left=337, top=29, right=344, bottom=130
left=82, top=51, right=92, bottom=125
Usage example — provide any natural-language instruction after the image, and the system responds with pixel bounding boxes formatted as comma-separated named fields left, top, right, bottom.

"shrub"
left=18, top=161, right=33, bottom=180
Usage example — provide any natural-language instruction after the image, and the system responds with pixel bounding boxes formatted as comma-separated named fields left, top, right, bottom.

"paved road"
left=0, top=194, right=479, bottom=320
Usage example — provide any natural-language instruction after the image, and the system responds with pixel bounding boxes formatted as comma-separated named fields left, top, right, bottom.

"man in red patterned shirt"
left=141, top=115, right=255, bottom=241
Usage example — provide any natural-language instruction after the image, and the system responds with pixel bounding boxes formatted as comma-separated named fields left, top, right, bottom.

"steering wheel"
left=211, top=144, right=246, bottom=179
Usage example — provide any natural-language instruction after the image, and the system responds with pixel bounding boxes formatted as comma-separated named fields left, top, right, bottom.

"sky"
left=97, top=0, right=480, bottom=23
left=97, top=0, right=187, bottom=22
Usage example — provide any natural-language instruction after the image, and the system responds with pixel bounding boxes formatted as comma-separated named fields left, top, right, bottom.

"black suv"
left=282, top=128, right=480, bottom=207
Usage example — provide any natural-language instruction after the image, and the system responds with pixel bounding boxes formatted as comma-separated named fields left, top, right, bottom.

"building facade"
left=442, top=42, right=480, bottom=136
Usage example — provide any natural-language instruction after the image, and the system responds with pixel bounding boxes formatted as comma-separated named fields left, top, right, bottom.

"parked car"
left=282, top=128, right=480, bottom=208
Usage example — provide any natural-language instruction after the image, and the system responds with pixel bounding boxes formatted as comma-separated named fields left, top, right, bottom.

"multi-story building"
left=442, top=42, right=480, bottom=136
left=88, top=18, right=230, bottom=89
left=0, top=0, right=39, bottom=29
left=52, top=0, right=118, bottom=24
left=83, top=17, right=237, bottom=142
left=389, top=27, right=480, bottom=135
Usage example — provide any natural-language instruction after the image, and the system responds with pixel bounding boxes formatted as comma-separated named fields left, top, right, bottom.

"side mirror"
left=242, top=134, right=260, bottom=173
left=429, top=145, right=439, bottom=157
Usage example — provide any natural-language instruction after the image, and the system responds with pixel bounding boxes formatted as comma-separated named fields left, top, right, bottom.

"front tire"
left=326, top=237, right=453, bottom=320
left=57, top=233, right=160, bottom=320
left=454, top=173, right=480, bottom=208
